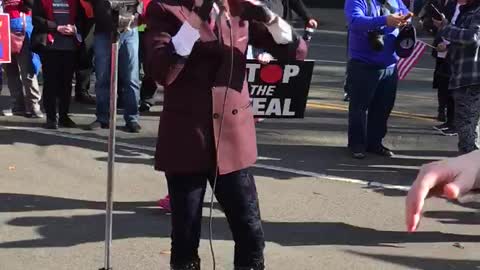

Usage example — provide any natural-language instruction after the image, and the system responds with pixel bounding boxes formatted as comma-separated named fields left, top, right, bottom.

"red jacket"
left=40, top=0, right=78, bottom=23
left=138, top=0, right=152, bottom=25
left=79, top=0, right=94, bottom=19
left=3, top=0, right=32, bottom=19
left=145, top=0, right=307, bottom=175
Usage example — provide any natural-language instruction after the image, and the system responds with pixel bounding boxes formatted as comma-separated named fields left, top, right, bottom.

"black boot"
left=437, top=110, right=446, bottom=122
left=437, top=107, right=447, bottom=123
left=170, top=261, right=200, bottom=270
left=75, top=92, right=96, bottom=105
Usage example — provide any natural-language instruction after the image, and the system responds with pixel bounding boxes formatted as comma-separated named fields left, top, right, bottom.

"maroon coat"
left=145, top=0, right=307, bottom=175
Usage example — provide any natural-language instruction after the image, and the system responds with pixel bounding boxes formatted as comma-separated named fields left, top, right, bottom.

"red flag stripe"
left=397, top=46, right=414, bottom=77
left=404, top=42, right=427, bottom=77
left=397, top=41, right=428, bottom=80
left=398, top=41, right=421, bottom=76
left=404, top=42, right=427, bottom=79
left=398, top=43, right=421, bottom=79
left=398, top=41, right=426, bottom=79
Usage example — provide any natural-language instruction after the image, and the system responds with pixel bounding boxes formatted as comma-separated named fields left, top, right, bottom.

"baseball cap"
left=396, top=24, right=417, bottom=58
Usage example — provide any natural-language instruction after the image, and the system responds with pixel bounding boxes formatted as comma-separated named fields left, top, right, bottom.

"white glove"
left=171, top=22, right=200, bottom=57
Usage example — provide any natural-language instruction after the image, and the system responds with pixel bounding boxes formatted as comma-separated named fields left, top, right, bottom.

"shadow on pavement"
left=423, top=210, right=480, bottom=225
left=1, top=193, right=480, bottom=249
left=362, top=186, right=407, bottom=197
left=348, top=251, right=480, bottom=270
left=0, top=125, right=156, bottom=158
left=0, top=125, right=457, bottom=189
left=254, top=144, right=457, bottom=186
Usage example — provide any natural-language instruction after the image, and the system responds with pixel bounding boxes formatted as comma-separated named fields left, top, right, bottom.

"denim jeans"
left=94, top=29, right=140, bottom=124
left=4, top=36, right=41, bottom=113
left=347, top=60, right=398, bottom=152
left=166, top=169, right=265, bottom=268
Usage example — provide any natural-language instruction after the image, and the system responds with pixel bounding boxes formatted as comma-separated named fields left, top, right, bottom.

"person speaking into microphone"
left=144, top=0, right=307, bottom=269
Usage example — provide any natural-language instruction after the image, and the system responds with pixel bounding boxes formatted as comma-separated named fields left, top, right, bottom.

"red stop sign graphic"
left=259, top=64, right=283, bottom=84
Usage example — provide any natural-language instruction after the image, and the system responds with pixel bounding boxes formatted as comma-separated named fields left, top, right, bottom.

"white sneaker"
left=2, top=108, right=25, bottom=116
left=1, top=109, right=13, bottom=116
left=26, top=108, right=44, bottom=118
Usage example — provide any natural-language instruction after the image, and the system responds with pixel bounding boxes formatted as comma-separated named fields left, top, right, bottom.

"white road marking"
left=327, top=168, right=397, bottom=173
left=393, top=154, right=448, bottom=161
left=294, top=29, right=348, bottom=36
left=309, top=44, right=347, bottom=48
left=1, top=125, right=411, bottom=192
left=253, top=163, right=410, bottom=191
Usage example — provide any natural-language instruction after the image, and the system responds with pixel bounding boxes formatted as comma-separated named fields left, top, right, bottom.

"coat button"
left=213, top=113, right=220, bottom=119
left=232, top=109, right=238, bottom=115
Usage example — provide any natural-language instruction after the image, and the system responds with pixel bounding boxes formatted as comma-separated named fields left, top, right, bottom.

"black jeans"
left=453, top=87, right=480, bottom=153
left=75, top=20, right=95, bottom=96
left=139, top=31, right=157, bottom=105
left=41, top=50, right=76, bottom=121
left=434, top=58, right=454, bottom=125
left=437, top=75, right=455, bottom=126
left=347, top=60, right=398, bottom=152
left=166, top=169, right=265, bottom=268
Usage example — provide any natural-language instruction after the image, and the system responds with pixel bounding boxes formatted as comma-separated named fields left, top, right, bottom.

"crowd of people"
left=0, top=0, right=156, bottom=132
left=346, top=0, right=480, bottom=158
left=0, top=0, right=318, bottom=133
left=344, top=0, right=480, bottom=241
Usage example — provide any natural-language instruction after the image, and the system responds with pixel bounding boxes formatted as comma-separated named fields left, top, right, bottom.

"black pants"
left=347, top=60, right=398, bottom=152
left=139, top=31, right=157, bottom=104
left=41, top=51, right=76, bottom=121
left=344, top=29, right=350, bottom=95
left=437, top=75, right=455, bottom=126
left=75, top=58, right=93, bottom=96
left=166, top=169, right=265, bottom=268
left=75, top=20, right=95, bottom=96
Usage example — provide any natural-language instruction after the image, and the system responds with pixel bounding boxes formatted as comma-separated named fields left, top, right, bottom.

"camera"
left=303, top=27, right=315, bottom=42
left=419, top=0, right=443, bottom=34
left=105, top=0, right=138, bottom=36
left=368, top=31, right=384, bottom=52
left=106, top=0, right=137, bottom=11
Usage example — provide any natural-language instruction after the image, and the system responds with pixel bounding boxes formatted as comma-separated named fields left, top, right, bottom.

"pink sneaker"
left=158, top=195, right=171, bottom=212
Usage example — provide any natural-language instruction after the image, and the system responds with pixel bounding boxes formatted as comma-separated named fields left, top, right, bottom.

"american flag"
left=397, top=40, right=428, bottom=80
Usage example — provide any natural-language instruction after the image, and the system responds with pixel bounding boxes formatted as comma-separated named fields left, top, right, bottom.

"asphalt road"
left=0, top=26, right=478, bottom=270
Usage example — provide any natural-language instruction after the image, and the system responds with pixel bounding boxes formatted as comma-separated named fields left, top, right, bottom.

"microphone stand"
left=100, top=7, right=121, bottom=270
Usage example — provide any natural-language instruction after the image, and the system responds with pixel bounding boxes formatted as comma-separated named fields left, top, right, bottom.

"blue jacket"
left=10, top=15, right=41, bottom=74
left=345, top=0, right=409, bottom=68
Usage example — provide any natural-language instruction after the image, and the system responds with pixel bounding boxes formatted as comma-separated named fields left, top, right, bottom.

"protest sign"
left=247, top=60, right=314, bottom=118
left=0, top=14, right=10, bottom=63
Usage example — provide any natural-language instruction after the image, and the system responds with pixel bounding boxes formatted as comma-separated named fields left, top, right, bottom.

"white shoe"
left=1, top=109, right=13, bottom=116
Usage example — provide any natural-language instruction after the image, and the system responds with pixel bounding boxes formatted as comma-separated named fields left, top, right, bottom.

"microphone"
left=215, top=0, right=231, bottom=27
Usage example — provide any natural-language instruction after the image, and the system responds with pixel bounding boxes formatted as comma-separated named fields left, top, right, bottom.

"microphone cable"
left=208, top=4, right=234, bottom=270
